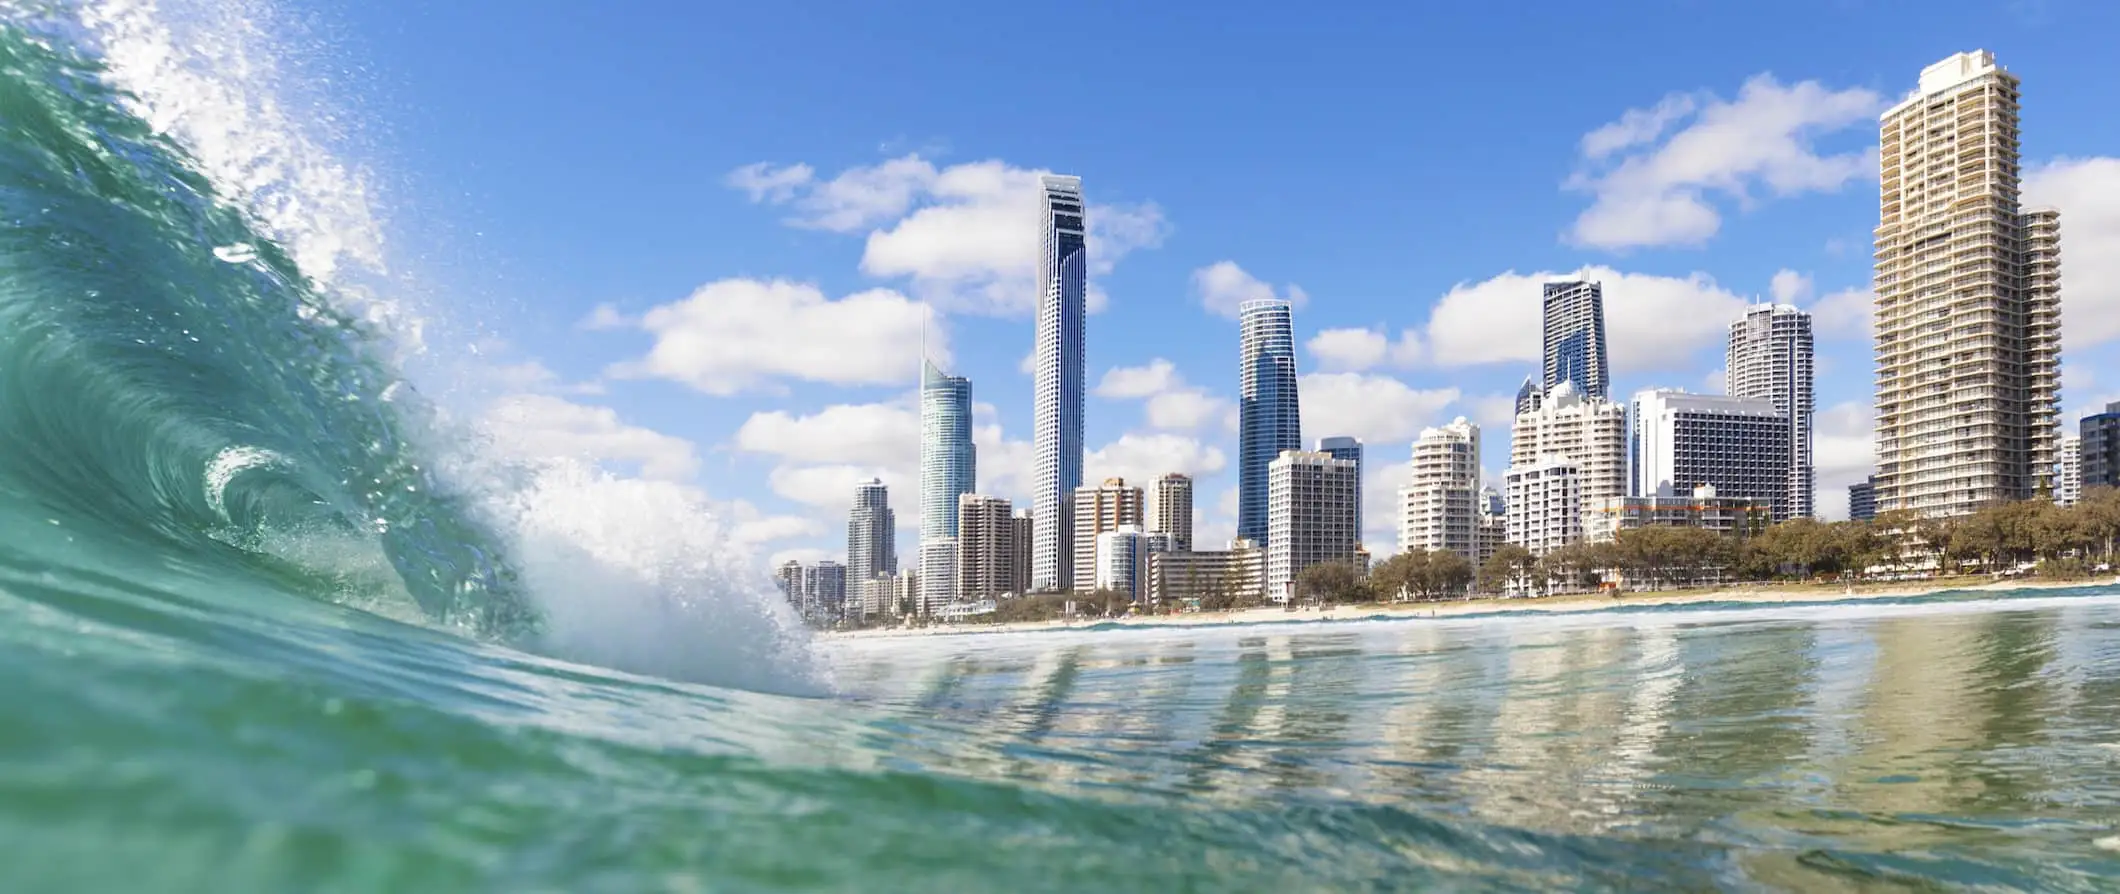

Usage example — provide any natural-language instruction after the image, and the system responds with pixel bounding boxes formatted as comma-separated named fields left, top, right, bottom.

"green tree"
left=1478, top=544, right=1537, bottom=595
left=1293, top=560, right=1371, bottom=604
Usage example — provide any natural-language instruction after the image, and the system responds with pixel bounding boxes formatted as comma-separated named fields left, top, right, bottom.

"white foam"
left=201, top=444, right=286, bottom=518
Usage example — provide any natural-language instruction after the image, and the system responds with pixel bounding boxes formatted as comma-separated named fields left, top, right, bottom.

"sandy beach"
left=822, top=576, right=2117, bottom=640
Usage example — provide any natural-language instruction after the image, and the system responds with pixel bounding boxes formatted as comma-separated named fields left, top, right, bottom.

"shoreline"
left=821, top=576, right=2118, bottom=640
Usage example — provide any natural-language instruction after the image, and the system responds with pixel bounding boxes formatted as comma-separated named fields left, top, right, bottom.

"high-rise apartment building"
left=1317, top=437, right=1364, bottom=540
left=803, top=561, right=847, bottom=623
left=1513, top=383, right=1627, bottom=507
left=1010, top=510, right=1033, bottom=596
left=1146, top=473, right=1195, bottom=552
left=2082, top=403, right=2120, bottom=491
left=956, top=494, right=1021, bottom=602
left=1071, top=478, right=1144, bottom=593
left=1032, top=174, right=1087, bottom=592
left=846, top=478, right=896, bottom=620
left=1505, top=457, right=1583, bottom=557
left=1848, top=476, right=1878, bottom=522
left=1094, top=524, right=1158, bottom=603
left=920, top=359, right=975, bottom=609
left=1542, top=281, right=1610, bottom=400
left=1265, top=450, right=1360, bottom=601
left=1728, top=303, right=1817, bottom=519
left=774, top=560, right=804, bottom=611
left=2057, top=434, right=2083, bottom=506
left=1875, top=50, right=2062, bottom=516
left=1514, top=376, right=1543, bottom=416
left=1238, top=299, right=1302, bottom=546
left=1629, top=390, right=1792, bottom=518
left=1399, top=418, right=1481, bottom=565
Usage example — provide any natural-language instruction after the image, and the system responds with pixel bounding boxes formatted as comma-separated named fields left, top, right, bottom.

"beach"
left=823, top=575, right=2113, bottom=639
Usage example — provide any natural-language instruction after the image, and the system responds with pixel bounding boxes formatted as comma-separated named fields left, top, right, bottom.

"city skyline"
left=384, top=13, right=2120, bottom=572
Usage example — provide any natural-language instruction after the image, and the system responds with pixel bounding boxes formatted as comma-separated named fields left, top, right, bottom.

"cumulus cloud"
left=602, top=279, right=937, bottom=396
left=1298, top=372, right=1462, bottom=447
left=728, top=155, right=1169, bottom=315
left=1813, top=400, right=1875, bottom=521
left=1094, top=359, right=1233, bottom=433
left=1420, top=266, right=1750, bottom=375
left=2025, top=157, right=2120, bottom=348
left=734, top=401, right=920, bottom=469
left=1192, top=260, right=1309, bottom=319
left=1566, top=75, right=1885, bottom=250
left=481, top=393, right=701, bottom=482
left=1304, top=328, right=1426, bottom=373
left=1809, top=287, right=1873, bottom=340
left=1085, top=433, right=1227, bottom=486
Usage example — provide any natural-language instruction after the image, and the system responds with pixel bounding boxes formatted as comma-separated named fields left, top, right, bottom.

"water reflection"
left=825, top=591, right=2120, bottom=883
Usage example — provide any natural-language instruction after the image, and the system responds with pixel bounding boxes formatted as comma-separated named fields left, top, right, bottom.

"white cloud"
left=1192, top=260, right=1309, bottom=319
left=725, top=500, right=827, bottom=550
left=1304, top=327, right=1424, bottom=372
left=1465, top=393, right=1521, bottom=433
left=1094, top=359, right=1232, bottom=433
left=1768, top=268, right=1812, bottom=305
left=1809, top=286, right=1872, bottom=340
left=604, top=279, right=937, bottom=395
left=1814, top=400, right=1875, bottom=521
left=1566, top=75, right=1885, bottom=250
left=731, top=155, right=1169, bottom=316
left=1086, top=433, right=1226, bottom=487
left=1421, top=266, right=1749, bottom=375
left=481, top=394, right=700, bottom=482
left=579, top=303, right=630, bottom=331
left=1364, top=458, right=1413, bottom=555
left=734, top=401, right=920, bottom=469
left=2026, top=157, right=2120, bottom=347
left=1298, top=372, right=1461, bottom=446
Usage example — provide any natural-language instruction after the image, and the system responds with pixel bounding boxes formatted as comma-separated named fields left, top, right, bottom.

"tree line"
left=1290, top=487, right=2120, bottom=603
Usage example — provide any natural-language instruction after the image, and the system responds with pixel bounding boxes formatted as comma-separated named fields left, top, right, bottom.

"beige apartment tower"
left=1874, top=50, right=2061, bottom=516
left=956, top=494, right=1021, bottom=602
left=1071, top=477, right=1144, bottom=592
left=1145, top=473, right=1195, bottom=551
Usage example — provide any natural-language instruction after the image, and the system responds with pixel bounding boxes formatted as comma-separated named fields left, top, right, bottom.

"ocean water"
left=3, top=2, right=2120, bottom=891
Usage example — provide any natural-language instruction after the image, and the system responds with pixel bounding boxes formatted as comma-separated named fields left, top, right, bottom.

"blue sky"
left=306, top=0, right=2120, bottom=566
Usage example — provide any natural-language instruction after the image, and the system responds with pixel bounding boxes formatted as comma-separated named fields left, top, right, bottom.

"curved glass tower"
left=1238, top=298, right=1300, bottom=546
left=1031, top=175, right=1086, bottom=592
left=920, top=359, right=975, bottom=609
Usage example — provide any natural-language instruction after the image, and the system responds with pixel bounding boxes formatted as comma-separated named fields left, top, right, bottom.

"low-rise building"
left=1583, top=484, right=1771, bottom=543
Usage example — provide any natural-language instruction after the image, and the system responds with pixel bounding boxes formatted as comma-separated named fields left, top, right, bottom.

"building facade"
left=774, top=560, right=804, bottom=611
left=1399, top=418, right=1482, bottom=565
left=919, top=359, right=975, bottom=609
left=1513, top=382, right=1627, bottom=508
left=1146, top=472, right=1195, bottom=552
left=1071, top=478, right=1145, bottom=593
left=1317, top=437, right=1365, bottom=541
left=1151, top=540, right=1266, bottom=606
left=2083, top=403, right=2120, bottom=491
left=1010, top=510, right=1033, bottom=596
left=1094, top=524, right=1156, bottom=603
left=1239, top=298, right=1302, bottom=546
left=1032, top=174, right=1087, bottom=591
left=956, top=494, right=1020, bottom=602
left=846, top=478, right=896, bottom=621
left=1265, top=450, right=1360, bottom=601
left=1874, top=50, right=2062, bottom=516
left=1584, top=485, right=1772, bottom=544
left=803, top=561, right=847, bottom=624
left=2057, top=434, right=2083, bottom=506
left=1728, top=303, right=1816, bottom=519
left=1849, top=476, right=1878, bottom=522
left=1505, top=457, right=1583, bottom=557
left=1542, top=281, right=1610, bottom=400
left=1629, top=390, right=1792, bottom=519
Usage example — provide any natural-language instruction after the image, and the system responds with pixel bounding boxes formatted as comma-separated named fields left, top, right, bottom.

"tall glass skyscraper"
left=1541, top=281, right=1610, bottom=400
left=1238, top=299, right=1301, bottom=546
left=920, top=359, right=975, bottom=609
left=1031, top=175, right=1086, bottom=592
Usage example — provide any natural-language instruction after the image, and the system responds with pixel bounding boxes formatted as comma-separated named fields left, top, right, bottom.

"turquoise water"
left=4, top=3, right=2120, bottom=891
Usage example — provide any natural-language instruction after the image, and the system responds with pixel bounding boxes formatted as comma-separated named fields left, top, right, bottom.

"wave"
left=0, top=2, right=819, bottom=693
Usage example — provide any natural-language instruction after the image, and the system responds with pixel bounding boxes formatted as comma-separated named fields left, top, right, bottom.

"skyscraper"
left=1505, top=457, right=1583, bottom=558
left=1629, top=390, right=1792, bottom=518
left=920, top=359, right=975, bottom=609
left=2057, top=434, right=2083, bottom=506
left=1239, top=298, right=1301, bottom=545
left=1542, top=281, right=1610, bottom=400
left=1032, top=174, right=1087, bottom=592
left=1399, top=418, right=1480, bottom=564
left=803, top=561, right=846, bottom=624
left=1317, top=437, right=1364, bottom=540
left=1512, top=383, right=1627, bottom=507
left=1071, top=477, right=1144, bottom=593
left=1266, top=450, right=1359, bottom=601
left=955, top=494, right=1020, bottom=602
left=1146, top=473, right=1194, bottom=551
left=1875, top=50, right=2062, bottom=516
left=846, top=478, right=896, bottom=621
left=2082, top=403, right=2120, bottom=491
left=1848, top=476, right=1878, bottom=522
left=1728, top=303, right=1816, bottom=519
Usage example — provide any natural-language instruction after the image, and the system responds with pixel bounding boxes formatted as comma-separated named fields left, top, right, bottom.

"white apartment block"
left=1399, top=417, right=1482, bottom=564
left=1094, top=524, right=1156, bottom=603
left=1071, top=477, right=1144, bottom=593
left=1506, top=457, right=1583, bottom=557
left=2058, top=434, right=2083, bottom=506
left=1512, top=382, right=1627, bottom=507
left=1266, top=450, right=1361, bottom=601
left=1875, top=50, right=2062, bottom=517
left=1630, top=389, right=1792, bottom=518
left=1727, top=303, right=1816, bottom=519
